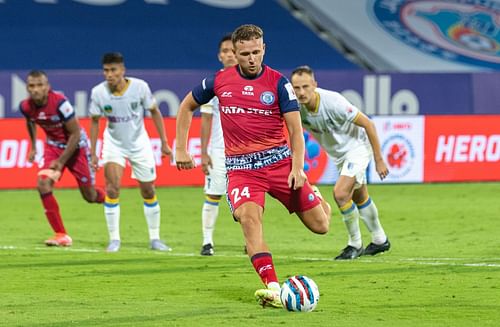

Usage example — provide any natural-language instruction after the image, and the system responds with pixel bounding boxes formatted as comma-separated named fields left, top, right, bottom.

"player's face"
left=233, top=37, right=265, bottom=77
left=26, top=75, right=50, bottom=104
left=291, top=73, right=317, bottom=106
left=103, top=63, right=125, bottom=88
left=218, top=40, right=237, bottom=68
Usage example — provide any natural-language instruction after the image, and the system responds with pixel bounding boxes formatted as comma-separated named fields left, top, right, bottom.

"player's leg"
left=103, top=162, right=123, bottom=252
left=200, top=149, right=226, bottom=255
left=201, top=194, right=221, bottom=256
left=130, top=150, right=171, bottom=251
left=67, top=147, right=105, bottom=204
left=333, top=174, right=364, bottom=259
left=353, top=185, right=390, bottom=255
left=38, top=145, right=72, bottom=246
left=228, top=169, right=280, bottom=307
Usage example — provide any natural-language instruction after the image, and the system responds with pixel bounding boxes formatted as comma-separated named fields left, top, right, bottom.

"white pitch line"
left=2, top=245, right=500, bottom=267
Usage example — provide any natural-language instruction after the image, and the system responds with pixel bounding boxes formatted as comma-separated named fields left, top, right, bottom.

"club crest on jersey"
left=37, top=112, right=47, bottom=120
left=242, top=85, right=254, bottom=96
left=104, top=105, right=112, bottom=113
left=130, top=102, right=138, bottom=110
left=260, top=91, right=275, bottom=105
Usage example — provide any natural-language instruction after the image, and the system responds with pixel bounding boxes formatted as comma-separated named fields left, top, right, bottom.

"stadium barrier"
left=0, top=116, right=499, bottom=189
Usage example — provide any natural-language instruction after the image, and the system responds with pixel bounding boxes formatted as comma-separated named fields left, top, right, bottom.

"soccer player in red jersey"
left=20, top=70, right=105, bottom=247
left=176, top=24, right=331, bottom=308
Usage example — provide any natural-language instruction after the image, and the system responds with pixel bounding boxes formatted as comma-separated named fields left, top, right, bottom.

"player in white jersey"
left=199, top=34, right=237, bottom=256
left=89, top=52, right=172, bottom=253
left=291, top=66, right=391, bottom=260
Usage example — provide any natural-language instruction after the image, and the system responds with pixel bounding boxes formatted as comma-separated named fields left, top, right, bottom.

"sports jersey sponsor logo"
left=284, top=82, right=297, bottom=101
left=220, top=105, right=272, bottom=116
left=434, top=134, right=500, bottom=163
left=104, top=105, right=112, bottom=113
left=382, top=134, right=415, bottom=179
left=371, top=0, right=500, bottom=69
left=50, top=115, right=60, bottom=122
left=260, top=91, right=275, bottom=105
left=242, top=85, right=254, bottom=96
left=221, top=91, right=232, bottom=98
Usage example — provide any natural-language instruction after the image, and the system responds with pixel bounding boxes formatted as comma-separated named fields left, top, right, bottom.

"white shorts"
left=336, top=146, right=372, bottom=189
left=204, top=148, right=227, bottom=195
left=101, top=141, right=156, bottom=182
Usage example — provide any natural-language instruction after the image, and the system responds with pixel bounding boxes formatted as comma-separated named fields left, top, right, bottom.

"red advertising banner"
left=424, top=116, right=500, bottom=182
left=0, top=118, right=205, bottom=189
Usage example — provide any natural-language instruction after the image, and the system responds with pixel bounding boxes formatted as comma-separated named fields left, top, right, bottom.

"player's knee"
left=333, top=189, right=351, bottom=207
left=312, top=216, right=329, bottom=234
left=37, top=178, right=52, bottom=193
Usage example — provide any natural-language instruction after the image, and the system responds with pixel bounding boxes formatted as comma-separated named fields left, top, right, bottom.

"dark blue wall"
left=0, top=0, right=358, bottom=70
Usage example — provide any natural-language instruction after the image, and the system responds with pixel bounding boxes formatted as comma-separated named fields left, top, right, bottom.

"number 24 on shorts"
left=231, top=186, right=250, bottom=203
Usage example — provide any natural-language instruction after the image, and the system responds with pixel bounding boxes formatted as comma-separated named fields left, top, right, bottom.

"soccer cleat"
left=150, top=239, right=172, bottom=252
left=254, top=288, right=282, bottom=308
left=106, top=239, right=121, bottom=253
left=200, top=243, right=214, bottom=256
left=364, top=238, right=391, bottom=256
left=45, top=233, right=72, bottom=247
left=334, top=245, right=364, bottom=260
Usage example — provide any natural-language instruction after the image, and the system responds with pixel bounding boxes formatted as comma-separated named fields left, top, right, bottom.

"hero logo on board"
left=0, top=0, right=254, bottom=8
left=371, top=0, right=500, bottom=69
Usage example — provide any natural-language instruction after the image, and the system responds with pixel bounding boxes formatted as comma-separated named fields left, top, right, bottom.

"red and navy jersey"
left=20, top=90, right=81, bottom=147
left=192, top=65, right=299, bottom=156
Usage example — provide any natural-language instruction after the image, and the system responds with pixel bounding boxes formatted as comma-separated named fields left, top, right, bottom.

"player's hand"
left=375, top=158, right=389, bottom=180
left=175, top=149, right=196, bottom=170
left=201, top=154, right=212, bottom=176
left=28, top=149, right=36, bottom=163
left=91, top=154, right=100, bottom=171
left=161, top=141, right=172, bottom=158
left=49, top=160, right=63, bottom=172
left=288, top=167, right=307, bottom=190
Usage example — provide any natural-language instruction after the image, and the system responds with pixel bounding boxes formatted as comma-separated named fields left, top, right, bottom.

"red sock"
left=40, top=192, right=66, bottom=234
left=95, top=188, right=105, bottom=203
left=251, top=252, right=279, bottom=287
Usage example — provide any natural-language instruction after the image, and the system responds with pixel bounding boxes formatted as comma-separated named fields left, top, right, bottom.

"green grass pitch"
left=1, top=183, right=499, bottom=326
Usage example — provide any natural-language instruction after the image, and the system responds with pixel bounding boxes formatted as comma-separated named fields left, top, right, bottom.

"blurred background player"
left=176, top=24, right=331, bottom=308
left=291, top=65, right=391, bottom=260
left=199, top=34, right=237, bottom=256
left=20, top=70, right=105, bottom=246
left=89, top=52, right=172, bottom=253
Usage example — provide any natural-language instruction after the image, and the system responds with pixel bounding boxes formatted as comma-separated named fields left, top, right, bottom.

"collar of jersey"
left=111, top=78, right=130, bottom=96
left=307, top=91, right=320, bottom=114
left=236, top=64, right=266, bottom=80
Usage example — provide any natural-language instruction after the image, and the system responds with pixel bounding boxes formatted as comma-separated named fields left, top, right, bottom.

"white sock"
left=339, top=200, right=362, bottom=249
left=104, top=196, right=120, bottom=241
left=202, top=197, right=220, bottom=245
left=144, top=196, right=161, bottom=240
left=358, top=198, right=387, bottom=244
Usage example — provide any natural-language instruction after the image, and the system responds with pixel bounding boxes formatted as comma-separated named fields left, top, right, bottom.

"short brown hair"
left=102, top=52, right=124, bottom=65
left=27, top=70, right=48, bottom=79
left=291, top=65, right=315, bottom=79
left=232, top=24, right=264, bottom=45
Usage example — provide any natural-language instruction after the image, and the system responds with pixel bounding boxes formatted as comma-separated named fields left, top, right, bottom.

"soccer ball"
left=280, top=275, right=320, bottom=312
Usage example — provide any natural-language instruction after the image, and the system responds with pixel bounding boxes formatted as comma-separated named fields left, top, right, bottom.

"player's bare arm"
left=149, top=105, right=172, bottom=157
left=284, top=111, right=307, bottom=189
left=200, top=112, right=214, bottom=175
left=175, top=92, right=198, bottom=170
left=354, top=112, right=389, bottom=180
left=89, top=115, right=101, bottom=171
left=50, top=117, right=81, bottom=171
left=25, top=118, right=37, bottom=162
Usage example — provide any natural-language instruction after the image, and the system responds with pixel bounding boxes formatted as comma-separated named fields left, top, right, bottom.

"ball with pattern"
left=280, top=275, right=319, bottom=312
